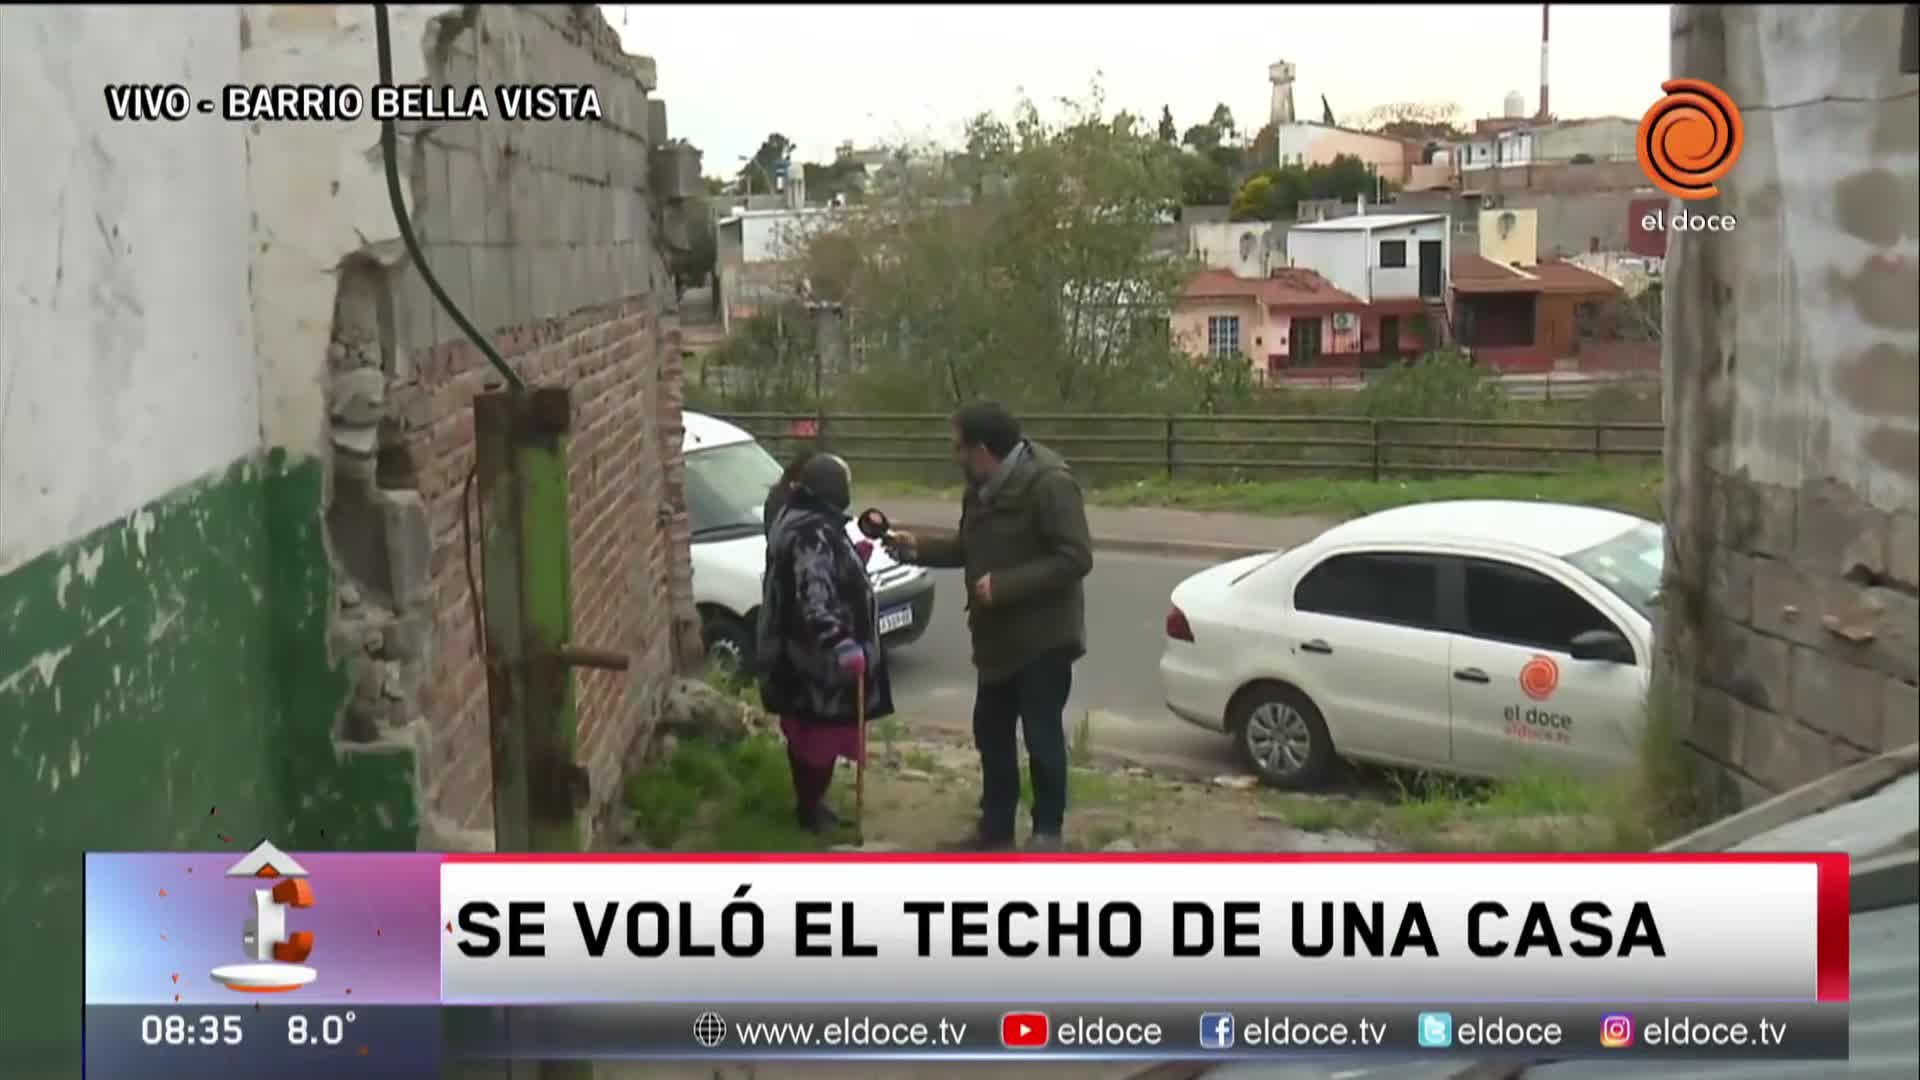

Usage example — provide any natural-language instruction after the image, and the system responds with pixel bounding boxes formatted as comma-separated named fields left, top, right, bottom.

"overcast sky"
left=605, top=4, right=1673, bottom=172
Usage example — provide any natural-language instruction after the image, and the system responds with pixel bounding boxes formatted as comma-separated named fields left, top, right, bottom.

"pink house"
left=1173, top=268, right=1424, bottom=379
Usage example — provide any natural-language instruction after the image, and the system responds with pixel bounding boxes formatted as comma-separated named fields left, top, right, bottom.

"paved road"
left=885, top=551, right=1243, bottom=778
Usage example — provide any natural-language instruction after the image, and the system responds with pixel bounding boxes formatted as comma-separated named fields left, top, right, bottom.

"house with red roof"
left=1450, top=253, right=1629, bottom=372
left=1174, top=268, right=1385, bottom=381
left=1173, top=209, right=1454, bottom=379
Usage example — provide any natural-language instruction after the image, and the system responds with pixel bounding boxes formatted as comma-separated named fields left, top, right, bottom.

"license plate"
left=878, top=605, right=913, bottom=634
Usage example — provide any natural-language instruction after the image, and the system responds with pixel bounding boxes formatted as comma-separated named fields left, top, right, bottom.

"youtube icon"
left=1001, top=1011, right=1050, bottom=1048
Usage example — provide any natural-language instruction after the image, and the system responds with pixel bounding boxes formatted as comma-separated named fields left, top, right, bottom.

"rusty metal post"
left=475, top=386, right=594, bottom=855
left=472, top=387, right=603, bottom=1080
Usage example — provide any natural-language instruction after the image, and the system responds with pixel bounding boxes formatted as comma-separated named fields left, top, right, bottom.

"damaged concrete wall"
left=314, top=3, right=704, bottom=843
left=0, top=6, right=421, bottom=1073
left=1659, top=5, right=1919, bottom=815
left=2, top=4, right=702, bottom=1069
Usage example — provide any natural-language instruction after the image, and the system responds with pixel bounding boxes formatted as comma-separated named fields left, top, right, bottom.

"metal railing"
left=714, top=410, right=1665, bottom=486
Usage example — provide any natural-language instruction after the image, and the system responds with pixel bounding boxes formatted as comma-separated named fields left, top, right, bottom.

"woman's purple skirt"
left=779, top=715, right=866, bottom=770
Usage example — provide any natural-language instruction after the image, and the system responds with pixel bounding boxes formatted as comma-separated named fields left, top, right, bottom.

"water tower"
left=1269, top=61, right=1297, bottom=127
left=1503, top=91, right=1526, bottom=119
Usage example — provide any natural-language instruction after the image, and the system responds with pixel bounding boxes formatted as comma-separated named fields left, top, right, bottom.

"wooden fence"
left=715, top=411, right=1666, bottom=488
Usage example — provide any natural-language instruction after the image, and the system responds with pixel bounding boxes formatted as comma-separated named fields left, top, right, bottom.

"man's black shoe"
left=937, top=828, right=1014, bottom=852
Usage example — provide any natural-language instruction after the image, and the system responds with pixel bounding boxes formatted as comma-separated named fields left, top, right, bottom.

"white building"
left=1285, top=213, right=1452, bottom=305
left=1458, top=117, right=1640, bottom=172
left=1188, top=222, right=1283, bottom=279
left=714, top=207, right=843, bottom=331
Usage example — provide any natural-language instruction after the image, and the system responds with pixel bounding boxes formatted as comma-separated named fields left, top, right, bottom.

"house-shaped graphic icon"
left=225, top=839, right=308, bottom=879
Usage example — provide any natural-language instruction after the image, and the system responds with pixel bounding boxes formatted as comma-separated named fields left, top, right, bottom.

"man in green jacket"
left=888, top=402, right=1094, bottom=850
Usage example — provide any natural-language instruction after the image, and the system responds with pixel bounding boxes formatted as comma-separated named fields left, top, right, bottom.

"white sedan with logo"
left=1160, top=500, right=1662, bottom=789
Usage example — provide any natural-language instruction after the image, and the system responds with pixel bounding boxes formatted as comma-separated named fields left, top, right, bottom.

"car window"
left=685, top=441, right=785, bottom=538
left=1461, top=557, right=1626, bottom=656
left=1293, top=552, right=1444, bottom=631
left=1564, top=521, right=1664, bottom=620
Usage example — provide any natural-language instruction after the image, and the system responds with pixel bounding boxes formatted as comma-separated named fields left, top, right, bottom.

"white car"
left=1160, top=500, right=1662, bottom=789
left=683, top=412, right=934, bottom=670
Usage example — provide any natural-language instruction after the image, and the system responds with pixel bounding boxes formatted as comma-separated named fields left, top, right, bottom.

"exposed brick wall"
left=1658, top=5, right=1919, bottom=816
left=385, top=298, right=683, bottom=835
left=324, top=4, right=701, bottom=846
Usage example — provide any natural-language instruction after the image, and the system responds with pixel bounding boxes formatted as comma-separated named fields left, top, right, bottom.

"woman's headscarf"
left=794, top=453, right=852, bottom=514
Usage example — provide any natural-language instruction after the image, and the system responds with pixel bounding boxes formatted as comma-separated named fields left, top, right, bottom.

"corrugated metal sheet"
left=1200, top=770, right=1920, bottom=1080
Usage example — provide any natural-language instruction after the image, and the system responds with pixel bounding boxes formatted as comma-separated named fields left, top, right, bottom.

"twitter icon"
left=1417, top=1012, right=1453, bottom=1048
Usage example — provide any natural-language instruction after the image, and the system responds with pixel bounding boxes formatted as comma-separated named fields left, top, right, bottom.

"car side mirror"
left=1570, top=629, right=1634, bottom=664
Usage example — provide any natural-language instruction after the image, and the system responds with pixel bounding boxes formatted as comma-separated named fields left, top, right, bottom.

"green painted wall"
left=0, top=450, right=419, bottom=1076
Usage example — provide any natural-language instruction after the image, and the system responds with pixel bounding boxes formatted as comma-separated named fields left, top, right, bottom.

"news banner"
left=85, top=844, right=1851, bottom=1075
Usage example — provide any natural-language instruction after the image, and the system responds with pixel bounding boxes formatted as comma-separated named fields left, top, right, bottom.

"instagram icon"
left=1599, top=1014, right=1635, bottom=1048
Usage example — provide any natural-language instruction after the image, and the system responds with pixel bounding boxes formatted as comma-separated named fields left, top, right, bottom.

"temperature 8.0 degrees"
left=288, top=1011, right=356, bottom=1046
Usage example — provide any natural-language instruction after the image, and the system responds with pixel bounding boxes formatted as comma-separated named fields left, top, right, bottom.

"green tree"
left=1156, top=105, right=1178, bottom=143
left=1181, top=122, right=1221, bottom=155
left=764, top=84, right=1245, bottom=413
left=739, top=132, right=794, bottom=192
left=669, top=197, right=717, bottom=294
left=1248, top=122, right=1279, bottom=171
left=1208, top=103, right=1237, bottom=141
left=1228, top=154, right=1378, bottom=221
left=802, top=157, right=867, bottom=205
left=1175, top=151, right=1234, bottom=206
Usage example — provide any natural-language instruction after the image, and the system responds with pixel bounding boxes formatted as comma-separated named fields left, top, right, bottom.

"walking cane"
left=854, top=673, right=867, bottom=846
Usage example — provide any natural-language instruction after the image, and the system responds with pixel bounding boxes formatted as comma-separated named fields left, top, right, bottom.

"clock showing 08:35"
left=140, top=1013, right=243, bottom=1046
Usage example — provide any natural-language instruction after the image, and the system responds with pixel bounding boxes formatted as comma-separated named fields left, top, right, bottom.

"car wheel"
left=700, top=611, right=754, bottom=676
left=1230, top=685, right=1334, bottom=790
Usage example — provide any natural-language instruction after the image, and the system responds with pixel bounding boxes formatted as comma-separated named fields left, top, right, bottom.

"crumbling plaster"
left=0, top=6, right=260, bottom=574
left=241, top=3, right=460, bottom=456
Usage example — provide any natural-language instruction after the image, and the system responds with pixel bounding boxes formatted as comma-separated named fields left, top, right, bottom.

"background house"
left=1450, top=208, right=1626, bottom=371
left=1286, top=212, right=1452, bottom=349
left=714, top=206, right=841, bottom=331
left=1272, top=122, right=1419, bottom=185
left=1188, top=221, right=1284, bottom=278
left=1175, top=267, right=1429, bottom=379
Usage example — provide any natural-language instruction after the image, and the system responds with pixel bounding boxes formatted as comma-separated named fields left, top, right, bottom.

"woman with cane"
left=755, top=453, right=894, bottom=836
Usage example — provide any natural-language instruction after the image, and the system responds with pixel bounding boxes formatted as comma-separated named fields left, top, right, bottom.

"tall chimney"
left=1537, top=4, right=1550, bottom=123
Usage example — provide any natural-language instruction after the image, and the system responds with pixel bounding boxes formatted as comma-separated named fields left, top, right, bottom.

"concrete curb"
left=893, top=523, right=1271, bottom=563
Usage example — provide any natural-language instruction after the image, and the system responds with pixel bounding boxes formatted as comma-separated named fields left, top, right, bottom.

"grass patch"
left=858, top=466, right=1664, bottom=523
left=622, top=730, right=841, bottom=851
left=1261, top=793, right=1384, bottom=834
left=902, top=747, right=937, bottom=773
left=1014, top=765, right=1151, bottom=809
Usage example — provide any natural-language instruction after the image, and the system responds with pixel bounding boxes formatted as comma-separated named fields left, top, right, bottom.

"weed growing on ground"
left=622, top=730, right=849, bottom=851
left=873, top=716, right=907, bottom=757
left=1070, top=710, right=1095, bottom=766
left=1260, top=792, right=1383, bottom=834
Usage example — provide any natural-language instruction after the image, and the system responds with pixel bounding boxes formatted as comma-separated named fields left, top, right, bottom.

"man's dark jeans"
left=973, top=648, right=1075, bottom=843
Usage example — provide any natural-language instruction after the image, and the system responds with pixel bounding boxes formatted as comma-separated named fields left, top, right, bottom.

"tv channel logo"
left=1600, top=1013, right=1635, bottom=1049
left=1000, top=1011, right=1050, bottom=1049
left=1199, top=1012, right=1235, bottom=1050
left=210, top=840, right=319, bottom=993
left=1417, top=1012, right=1454, bottom=1049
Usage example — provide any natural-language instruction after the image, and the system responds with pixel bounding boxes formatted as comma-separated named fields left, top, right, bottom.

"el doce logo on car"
left=1504, top=656, right=1573, bottom=744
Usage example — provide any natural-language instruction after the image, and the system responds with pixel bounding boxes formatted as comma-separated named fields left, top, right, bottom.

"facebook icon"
left=1199, top=1012, right=1235, bottom=1049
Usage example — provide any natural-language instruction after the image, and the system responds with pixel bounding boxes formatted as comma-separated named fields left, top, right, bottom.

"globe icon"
left=692, top=1011, right=726, bottom=1048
